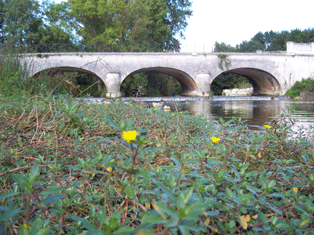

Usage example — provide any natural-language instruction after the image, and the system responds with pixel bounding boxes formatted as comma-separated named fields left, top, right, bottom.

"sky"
left=181, top=0, right=314, bottom=52
left=53, top=0, right=314, bottom=52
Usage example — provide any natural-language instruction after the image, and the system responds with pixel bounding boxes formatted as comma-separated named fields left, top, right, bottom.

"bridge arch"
left=123, top=67, right=197, bottom=95
left=33, top=66, right=103, bottom=80
left=213, top=67, right=281, bottom=96
left=32, top=66, right=107, bottom=95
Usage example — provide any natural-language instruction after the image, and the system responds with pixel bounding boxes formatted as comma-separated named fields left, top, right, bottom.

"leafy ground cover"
left=0, top=95, right=313, bottom=234
left=285, top=77, right=314, bottom=97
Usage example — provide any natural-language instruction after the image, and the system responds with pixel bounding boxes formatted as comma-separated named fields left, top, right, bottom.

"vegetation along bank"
left=0, top=95, right=313, bottom=234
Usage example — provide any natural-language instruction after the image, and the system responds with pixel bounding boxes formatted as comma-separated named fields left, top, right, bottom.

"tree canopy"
left=0, top=0, right=192, bottom=52
left=214, top=28, right=314, bottom=53
left=68, top=0, right=192, bottom=51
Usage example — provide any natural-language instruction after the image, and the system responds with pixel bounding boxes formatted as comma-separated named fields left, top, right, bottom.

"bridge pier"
left=103, top=73, right=121, bottom=98
left=183, top=73, right=211, bottom=96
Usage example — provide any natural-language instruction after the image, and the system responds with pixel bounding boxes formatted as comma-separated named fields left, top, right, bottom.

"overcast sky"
left=181, top=0, right=314, bottom=51
left=53, top=0, right=314, bottom=52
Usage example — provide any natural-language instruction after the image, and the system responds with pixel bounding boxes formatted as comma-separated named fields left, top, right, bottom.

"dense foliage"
left=214, top=28, right=314, bottom=53
left=121, top=73, right=182, bottom=97
left=0, top=0, right=192, bottom=52
left=211, top=73, right=251, bottom=96
left=0, top=95, right=314, bottom=234
left=285, top=77, right=314, bottom=96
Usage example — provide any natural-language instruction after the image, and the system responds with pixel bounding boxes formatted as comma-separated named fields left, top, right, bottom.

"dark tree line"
left=214, top=28, right=314, bottom=53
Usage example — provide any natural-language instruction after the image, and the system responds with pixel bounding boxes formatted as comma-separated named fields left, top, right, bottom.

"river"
left=80, top=96, right=314, bottom=134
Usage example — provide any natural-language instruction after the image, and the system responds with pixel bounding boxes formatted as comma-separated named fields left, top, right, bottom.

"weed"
left=0, top=96, right=313, bottom=234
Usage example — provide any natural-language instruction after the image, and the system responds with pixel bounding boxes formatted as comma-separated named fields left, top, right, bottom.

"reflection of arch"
left=214, top=68, right=281, bottom=96
left=125, top=67, right=197, bottom=94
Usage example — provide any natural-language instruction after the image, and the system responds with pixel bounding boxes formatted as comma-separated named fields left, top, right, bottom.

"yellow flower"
left=257, top=152, right=262, bottom=158
left=209, top=178, right=216, bottom=182
left=210, top=136, right=220, bottom=144
left=293, top=187, right=298, bottom=194
left=240, top=214, right=251, bottom=230
left=145, top=203, right=150, bottom=208
left=121, top=130, right=137, bottom=143
left=106, top=167, right=113, bottom=172
left=263, top=125, right=271, bottom=129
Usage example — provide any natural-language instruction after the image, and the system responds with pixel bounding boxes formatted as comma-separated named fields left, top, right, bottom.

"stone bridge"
left=24, top=42, right=314, bottom=97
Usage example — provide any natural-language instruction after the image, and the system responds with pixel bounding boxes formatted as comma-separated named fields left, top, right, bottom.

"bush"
left=285, top=77, right=314, bottom=96
left=0, top=96, right=313, bottom=234
left=0, top=46, right=32, bottom=97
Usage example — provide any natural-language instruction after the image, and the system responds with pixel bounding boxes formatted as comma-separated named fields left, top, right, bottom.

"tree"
left=3, top=0, right=43, bottom=47
left=0, top=0, right=5, bottom=43
left=214, top=42, right=236, bottom=52
left=68, top=0, right=192, bottom=52
left=163, top=0, right=192, bottom=51
left=40, top=0, right=78, bottom=47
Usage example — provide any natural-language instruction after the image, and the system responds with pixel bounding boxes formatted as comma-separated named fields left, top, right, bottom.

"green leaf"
left=118, top=145, right=125, bottom=155
left=268, top=180, right=276, bottom=189
left=271, top=193, right=285, bottom=198
left=154, top=201, right=179, bottom=220
left=153, top=179, right=176, bottom=202
left=171, top=155, right=182, bottom=166
left=96, top=209, right=108, bottom=225
left=66, top=214, right=88, bottom=222
left=125, top=185, right=135, bottom=199
left=226, top=188, right=234, bottom=199
left=125, top=117, right=135, bottom=130
left=259, top=213, right=268, bottom=224
left=142, top=213, right=167, bottom=225
left=206, top=210, right=220, bottom=216
left=42, top=194, right=65, bottom=204
left=178, top=225, right=191, bottom=235
left=83, top=221, right=103, bottom=235
left=29, top=164, right=39, bottom=184
left=246, top=186, right=261, bottom=195
left=0, top=208, right=21, bottom=221
left=106, top=116, right=119, bottom=130
left=176, top=193, right=185, bottom=210
left=0, top=192, right=19, bottom=200
left=183, top=187, right=194, bottom=205
left=139, top=168, right=150, bottom=181
left=40, top=188, right=64, bottom=195
left=112, top=227, right=135, bottom=235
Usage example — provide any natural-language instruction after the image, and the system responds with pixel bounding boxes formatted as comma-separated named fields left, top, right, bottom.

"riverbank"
left=0, top=95, right=313, bottom=234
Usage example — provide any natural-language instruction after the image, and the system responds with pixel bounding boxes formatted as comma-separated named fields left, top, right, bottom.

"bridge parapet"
left=287, top=41, right=314, bottom=55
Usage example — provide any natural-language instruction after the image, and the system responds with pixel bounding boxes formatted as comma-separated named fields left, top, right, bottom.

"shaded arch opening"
left=212, top=68, right=281, bottom=96
left=121, top=67, right=197, bottom=97
left=33, top=66, right=107, bottom=97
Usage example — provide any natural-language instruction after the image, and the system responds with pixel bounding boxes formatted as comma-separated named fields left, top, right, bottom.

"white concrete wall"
left=287, top=41, right=314, bottom=55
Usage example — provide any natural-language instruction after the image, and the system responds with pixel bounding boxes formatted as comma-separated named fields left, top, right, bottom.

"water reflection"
left=78, top=96, right=314, bottom=131
left=184, top=99, right=314, bottom=131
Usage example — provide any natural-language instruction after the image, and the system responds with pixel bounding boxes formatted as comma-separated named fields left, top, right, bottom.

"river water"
left=80, top=96, right=314, bottom=133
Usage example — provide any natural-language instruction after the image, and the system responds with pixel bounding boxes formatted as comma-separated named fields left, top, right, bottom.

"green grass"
left=0, top=95, right=313, bottom=234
